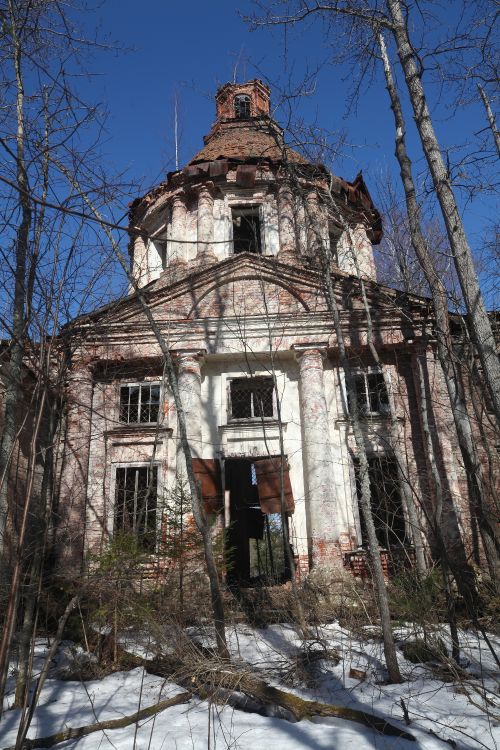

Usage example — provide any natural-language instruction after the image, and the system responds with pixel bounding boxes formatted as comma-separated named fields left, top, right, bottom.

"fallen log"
left=3, top=691, right=191, bottom=750
left=146, top=656, right=415, bottom=741
left=196, top=670, right=416, bottom=741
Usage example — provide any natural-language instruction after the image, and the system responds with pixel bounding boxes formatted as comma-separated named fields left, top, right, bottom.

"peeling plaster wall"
left=337, top=224, right=377, bottom=280
left=132, top=181, right=377, bottom=287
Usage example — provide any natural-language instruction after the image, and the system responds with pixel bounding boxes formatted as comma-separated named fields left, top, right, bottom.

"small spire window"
left=234, top=94, right=251, bottom=119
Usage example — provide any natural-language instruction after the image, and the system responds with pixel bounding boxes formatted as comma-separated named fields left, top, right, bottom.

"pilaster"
left=57, top=361, right=94, bottom=572
left=169, top=194, right=188, bottom=267
left=277, top=182, right=297, bottom=262
left=196, top=184, right=217, bottom=265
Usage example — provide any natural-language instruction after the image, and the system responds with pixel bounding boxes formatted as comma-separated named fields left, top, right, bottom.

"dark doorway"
left=225, top=458, right=291, bottom=586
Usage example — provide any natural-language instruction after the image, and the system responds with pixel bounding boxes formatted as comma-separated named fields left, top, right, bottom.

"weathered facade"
left=56, top=80, right=494, bottom=583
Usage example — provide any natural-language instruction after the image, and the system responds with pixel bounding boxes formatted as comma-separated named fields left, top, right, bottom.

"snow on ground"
left=1, top=624, right=498, bottom=749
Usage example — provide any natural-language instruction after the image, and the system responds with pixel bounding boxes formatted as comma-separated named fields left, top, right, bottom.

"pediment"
left=74, top=253, right=431, bottom=330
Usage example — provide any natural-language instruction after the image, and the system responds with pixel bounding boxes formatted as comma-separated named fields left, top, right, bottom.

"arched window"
left=234, top=94, right=251, bottom=119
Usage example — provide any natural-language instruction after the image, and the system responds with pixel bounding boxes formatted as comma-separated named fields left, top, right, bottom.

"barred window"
left=229, top=377, right=274, bottom=420
left=348, top=370, right=390, bottom=416
left=114, top=466, right=158, bottom=551
left=120, top=383, right=160, bottom=424
left=234, top=94, right=251, bottom=119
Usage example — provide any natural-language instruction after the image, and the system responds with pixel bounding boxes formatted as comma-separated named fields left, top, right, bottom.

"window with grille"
left=114, top=466, right=158, bottom=551
left=120, top=383, right=160, bottom=424
left=231, top=206, right=262, bottom=254
left=229, top=377, right=274, bottom=420
left=354, top=456, right=407, bottom=550
left=234, top=94, right=251, bottom=119
left=347, top=370, right=390, bottom=416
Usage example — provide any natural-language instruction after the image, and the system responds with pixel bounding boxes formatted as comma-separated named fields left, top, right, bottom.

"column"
left=196, top=184, right=217, bottom=264
left=277, top=182, right=297, bottom=262
left=294, top=345, right=339, bottom=568
left=305, top=190, right=321, bottom=259
left=169, top=194, right=188, bottom=266
left=175, top=350, right=205, bottom=479
left=131, top=232, right=149, bottom=289
left=57, top=361, right=94, bottom=572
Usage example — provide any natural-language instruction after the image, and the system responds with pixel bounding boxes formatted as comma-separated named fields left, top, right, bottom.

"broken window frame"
left=119, top=382, right=161, bottom=424
left=231, top=204, right=263, bottom=254
left=346, top=368, right=391, bottom=417
left=113, top=464, right=159, bottom=552
left=228, top=376, right=275, bottom=421
left=234, top=94, right=251, bottom=119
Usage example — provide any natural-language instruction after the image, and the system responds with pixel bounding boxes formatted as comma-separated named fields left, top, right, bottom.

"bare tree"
left=250, top=0, right=500, bottom=430
left=377, top=31, right=500, bottom=594
left=0, top=0, right=136, bottom=712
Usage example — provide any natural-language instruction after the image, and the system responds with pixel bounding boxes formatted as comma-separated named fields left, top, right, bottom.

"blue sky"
left=76, top=1, right=497, bottom=300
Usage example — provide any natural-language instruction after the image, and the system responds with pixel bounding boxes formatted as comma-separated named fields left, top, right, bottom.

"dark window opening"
left=234, top=94, right=251, bottom=119
left=347, top=370, right=390, bottom=416
left=115, top=466, right=158, bottom=551
left=229, top=377, right=274, bottom=420
left=328, top=232, right=339, bottom=264
left=158, top=242, right=167, bottom=270
left=232, top=206, right=262, bottom=254
left=120, top=383, right=160, bottom=424
left=354, top=456, right=407, bottom=551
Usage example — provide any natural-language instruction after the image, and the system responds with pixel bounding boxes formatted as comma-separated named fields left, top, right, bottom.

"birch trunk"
left=0, top=0, right=32, bottom=571
left=58, top=170, right=228, bottom=659
left=378, top=32, right=500, bottom=589
left=386, top=0, right=500, bottom=429
left=320, top=247, right=402, bottom=683
left=477, top=84, right=500, bottom=159
left=414, top=354, right=460, bottom=662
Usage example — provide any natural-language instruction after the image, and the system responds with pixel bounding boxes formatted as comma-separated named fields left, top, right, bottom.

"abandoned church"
left=47, top=79, right=495, bottom=585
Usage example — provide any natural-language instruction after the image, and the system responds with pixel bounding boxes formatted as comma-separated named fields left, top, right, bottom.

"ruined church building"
left=59, top=80, right=485, bottom=583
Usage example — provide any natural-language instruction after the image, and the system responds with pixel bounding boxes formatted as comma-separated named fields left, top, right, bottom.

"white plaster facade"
left=60, top=80, right=479, bottom=581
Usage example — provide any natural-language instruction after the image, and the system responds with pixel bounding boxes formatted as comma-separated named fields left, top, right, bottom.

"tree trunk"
left=319, top=244, right=402, bottom=683
left=57, top=169, right=228, bottom=660
left=387, top=0, right=500, bottom=429
left=336, top=212, right=427, bottom=577
left=9, top=689, right=190, bottom=749
left=0, top=0, right=32, bottom=573
left=477, top=84, right=500, bottom=159
left=14, top=596, right=80, bottom=748
left=258, top=277, right=310, bottom=638
left=171, top=664, right=415, bottom=740
left=0, top=386, right=46, bottom=716
left=378, top=31, right=500, bottom=590
left=414, top=353, right=460, bottom=663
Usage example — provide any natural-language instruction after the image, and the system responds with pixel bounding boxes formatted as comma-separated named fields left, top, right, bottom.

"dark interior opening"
left=232, top=206, right=262, bottom=254
left=225, top=458, right=291, bottom=587
left=354, top=455, right=408, bottom=551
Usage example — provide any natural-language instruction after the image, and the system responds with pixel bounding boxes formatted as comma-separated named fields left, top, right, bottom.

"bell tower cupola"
left=215, top=80, right=271, bottom=123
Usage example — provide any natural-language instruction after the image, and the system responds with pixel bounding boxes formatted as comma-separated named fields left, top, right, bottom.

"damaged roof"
left=188, top=117, right=308, bottom=166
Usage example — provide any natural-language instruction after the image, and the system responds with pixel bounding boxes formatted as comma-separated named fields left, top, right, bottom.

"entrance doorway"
left=225, top=458, right=291, bottom=586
